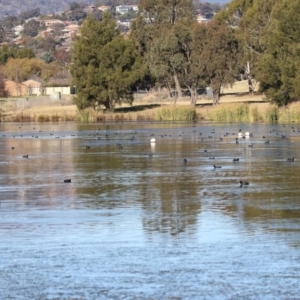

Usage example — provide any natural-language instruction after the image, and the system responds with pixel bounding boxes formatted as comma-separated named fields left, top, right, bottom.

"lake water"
left=1, top=122, right=300, bottom=299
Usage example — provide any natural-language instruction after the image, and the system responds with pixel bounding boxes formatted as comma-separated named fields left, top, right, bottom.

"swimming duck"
left=287, top=158, right=295, bottom=162
left=64, top=179, right=71, bottom=183
left=240, top=181, right=249, bottom=186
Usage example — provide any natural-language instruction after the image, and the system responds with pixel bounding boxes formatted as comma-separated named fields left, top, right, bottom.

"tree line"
left=85, top=0, right=300, bottom=110
left=2, top=0, right=299, bottom=109
left=72, top=0, right=239, bottom=110
left=217, top=0, right=300, bottom=106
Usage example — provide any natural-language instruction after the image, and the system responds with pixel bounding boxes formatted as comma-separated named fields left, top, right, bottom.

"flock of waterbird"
left=179, top=130, right=251, bottom=187
left=3, top=123, right=297, bottom=187
left=178, top=125, right=296, bottom=187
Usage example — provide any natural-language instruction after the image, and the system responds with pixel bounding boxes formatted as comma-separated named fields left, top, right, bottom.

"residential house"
left=22, top=79, right=41, bottom=95
left=40, top=28, right=54, bottom=38
left=62, top=24, right=80, bottom=39
left=98, top=6, right=111, bottom=12
left=4, top=80, right=28, bottom=97
left=129, top=5, right=138, bottom=12
left=83, top=6, right=96, bottom=13
left=13, top=25, right=24, bottom=36
left=196, top=14, right=209, bottom=24
left=116, top=5, right=131, bottom=14
left=39, top=19, right=64, bottom=27
left=117, top=20, right=131, bottom=28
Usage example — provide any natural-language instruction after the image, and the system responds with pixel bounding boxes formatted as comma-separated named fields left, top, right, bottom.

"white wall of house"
left=14, top=25, right=24, bottom=36
left=116, top=5, right=130, bottom=14
left=46, top=86, right=72, bottom=95
left=29, top=86, right=72, bottom=95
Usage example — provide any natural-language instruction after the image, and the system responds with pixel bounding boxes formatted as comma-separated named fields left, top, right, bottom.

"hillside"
left=0, top=0, right=227, bottom=19
left=0, top=0, right=94, bottom=19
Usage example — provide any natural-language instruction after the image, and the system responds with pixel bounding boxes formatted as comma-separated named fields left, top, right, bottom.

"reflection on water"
left=1, top=122, right=300, bottom=299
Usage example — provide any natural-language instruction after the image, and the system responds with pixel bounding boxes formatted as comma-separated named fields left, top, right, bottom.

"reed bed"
left=207, top=103, right=283, bottom=123
left=207, top=102, right=300, bottom=124
left=2, top=113, right=35, bottom=122
left=277, top=102, right=300, bottom=123
left=75, top=108, right=155, bottom=122
left=2, top=113, right=77, bottom=122
left=155, top=106, right=196, bottom=122
left=4, top=102, right=300, bottom=124
left=264, top=105, right=278, bottom=124
left=1, top=108, right=156, bottom=123
left=207, top=104, right=251, bottom=123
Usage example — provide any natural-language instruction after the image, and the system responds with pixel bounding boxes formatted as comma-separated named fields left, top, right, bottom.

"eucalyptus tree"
left=148, top=27, right=189, bottom=100
left=218, top=0, right=300, bottom=105
left=256, top=0, right=300, bottom=105
left=175, top=22, right=200, bottom=105
left=131, top=0, right=196, bottom=98
left=194, top=21, right=240, bottom=105
left=71, top=14, right=142, bottom=110
left=216, top=0, right=275, bottom=92
left=147, top=34, right=176, bottom=98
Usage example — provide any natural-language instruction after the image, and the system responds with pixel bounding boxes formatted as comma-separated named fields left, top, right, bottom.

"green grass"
left=155, top=106, right=196, bottom=122
left=208, top=104, right=251, bottom=123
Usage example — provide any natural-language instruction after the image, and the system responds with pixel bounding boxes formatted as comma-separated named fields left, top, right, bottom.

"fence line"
left=2, top=96, right=73, bottom=112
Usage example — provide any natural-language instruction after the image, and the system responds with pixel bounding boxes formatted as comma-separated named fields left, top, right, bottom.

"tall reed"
left=155, top=106, right=196, bottom=122
left=76, top=110, right=90, bottom=122
left=7, top=102, right=300, bottom=124
left=264, top=105, right=278, bottom=124
left=206, top=103, right=284, bottom=123
left=37, top=114, right=50, bottom=122
left=208, top=104, right=250, bottom=123
left=250, top=106, right=262, bottom=122
left=277, top=102, right=300, bottom=123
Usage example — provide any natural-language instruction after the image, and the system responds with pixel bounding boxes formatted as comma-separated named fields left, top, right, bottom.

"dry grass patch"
left=221, top=80, right=260, bottom=94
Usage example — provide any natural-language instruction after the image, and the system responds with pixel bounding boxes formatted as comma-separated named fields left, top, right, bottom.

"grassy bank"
left=2, top=95, right=300, bottom=124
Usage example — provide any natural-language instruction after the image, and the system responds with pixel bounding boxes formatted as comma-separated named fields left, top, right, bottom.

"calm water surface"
left=1, top=122, right=300, bottom=299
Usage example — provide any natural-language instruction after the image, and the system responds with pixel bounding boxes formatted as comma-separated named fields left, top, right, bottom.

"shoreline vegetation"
left=4, top=102, right=300, bottom=124
left=2, top=81, right=300, bottom=124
